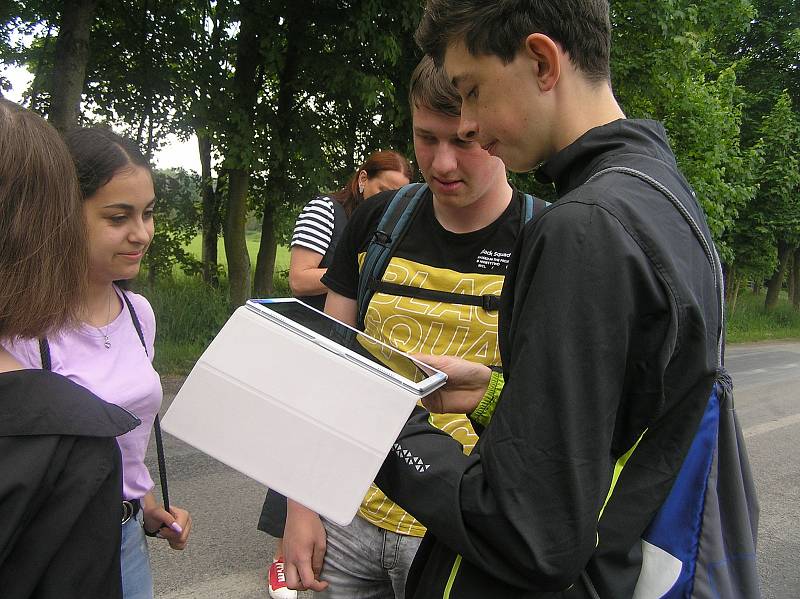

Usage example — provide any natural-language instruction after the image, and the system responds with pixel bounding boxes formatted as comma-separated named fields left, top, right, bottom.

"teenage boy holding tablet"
left=370, top=2, right=758, bottom=599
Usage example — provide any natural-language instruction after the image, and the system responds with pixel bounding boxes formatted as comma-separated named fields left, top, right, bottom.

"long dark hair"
left=332, top=150, right=413, bottom=217
left=63, top=127, right=152, bottom=200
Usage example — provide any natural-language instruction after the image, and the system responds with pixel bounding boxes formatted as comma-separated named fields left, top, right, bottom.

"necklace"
left=97, top=288, right=113, bottom=349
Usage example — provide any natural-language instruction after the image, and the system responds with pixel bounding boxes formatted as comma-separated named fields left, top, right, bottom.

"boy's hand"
left=283, top=500, right=329, bottom=592
left=414, top=354, right=492, bottom=414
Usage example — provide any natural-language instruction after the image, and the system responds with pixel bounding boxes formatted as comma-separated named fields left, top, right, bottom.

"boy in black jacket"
left=371, top=2, right=759, bottom=599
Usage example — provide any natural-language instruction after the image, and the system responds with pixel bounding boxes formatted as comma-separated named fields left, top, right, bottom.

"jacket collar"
left=536, top=119, right=676, bottom=197
left=0, top=369, right=140, bottom=438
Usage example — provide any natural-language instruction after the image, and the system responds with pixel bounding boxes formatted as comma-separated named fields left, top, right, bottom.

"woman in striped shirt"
left=261, top=149, right=412, bottom=599
left=288, top=150, right=414, bottom=311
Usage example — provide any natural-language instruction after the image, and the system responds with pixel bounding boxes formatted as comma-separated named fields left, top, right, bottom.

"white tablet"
left=162, top=298, right=446, bottom=525
left=246, top=298, right=446, bottom=396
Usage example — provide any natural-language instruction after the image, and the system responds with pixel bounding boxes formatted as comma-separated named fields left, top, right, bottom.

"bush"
left=131, top=276, right=230, bottom=374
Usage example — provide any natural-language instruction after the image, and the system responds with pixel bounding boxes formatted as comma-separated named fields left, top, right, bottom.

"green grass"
left=133, top=277, right=230, bottom=374
left=726, top=290, right=800, bottom=343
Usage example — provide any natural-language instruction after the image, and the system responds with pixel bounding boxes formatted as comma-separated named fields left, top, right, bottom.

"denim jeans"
left=319, top=515, right=423, bottom=599
left=121, top=510, right=154, bottom=599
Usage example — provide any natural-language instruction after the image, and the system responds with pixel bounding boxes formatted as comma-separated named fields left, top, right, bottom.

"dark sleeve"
left=375, top=201, right=674, bottom=591
left=0, top=435, right=124, bottom=598
left=321, top=191, right=393, bottom=299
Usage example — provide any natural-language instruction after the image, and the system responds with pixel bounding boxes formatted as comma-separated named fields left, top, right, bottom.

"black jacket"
left=375, top=120, right=720, bottom=598
left=0, top=369, right=140, bottom=598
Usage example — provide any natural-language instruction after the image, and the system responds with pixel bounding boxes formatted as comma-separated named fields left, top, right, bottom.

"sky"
left=1, top=63, right=201, bottom=173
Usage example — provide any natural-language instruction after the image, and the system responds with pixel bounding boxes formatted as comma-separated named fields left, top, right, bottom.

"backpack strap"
left=586, top=166, right=724, bottom=367
left=356, top=183, right=428, bottom=329
left=38, top=337, right=52, bottom=370
left=356, top=189, right=545, bottom=326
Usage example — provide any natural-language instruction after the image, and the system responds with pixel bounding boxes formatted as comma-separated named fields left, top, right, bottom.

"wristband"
left=470, top=368, right=504, bottom=428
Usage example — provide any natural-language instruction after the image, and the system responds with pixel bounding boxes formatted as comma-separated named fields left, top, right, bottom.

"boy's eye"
left=143, top=209, right=155, bottom=219
left=466, top=87, right=478, bottom=100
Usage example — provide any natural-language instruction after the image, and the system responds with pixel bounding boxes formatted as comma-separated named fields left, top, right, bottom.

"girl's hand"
left=143, top=501, right=192, bottom=550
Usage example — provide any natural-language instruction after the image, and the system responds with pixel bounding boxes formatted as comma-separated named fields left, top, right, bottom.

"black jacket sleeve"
left=375, top=200, right=675, bottom=591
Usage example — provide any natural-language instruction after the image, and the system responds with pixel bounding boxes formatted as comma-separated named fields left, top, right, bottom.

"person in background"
left=288, top=150, right=414, bottom=310
left=0, top=100, right=138, bottom=598
left=259, top=149, right=413, bottom=599
left=3, top=127, right=192, bottom=599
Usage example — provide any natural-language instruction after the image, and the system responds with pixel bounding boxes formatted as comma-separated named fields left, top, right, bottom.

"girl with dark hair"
left=3, top=127, right=191, bottom=599
left=261, top=149, right=413, bottom=599
left=0, top=101, right=138, bottom=597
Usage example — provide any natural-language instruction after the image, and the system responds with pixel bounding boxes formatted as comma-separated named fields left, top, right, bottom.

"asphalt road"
left=147, top=341, right=800, bottom=598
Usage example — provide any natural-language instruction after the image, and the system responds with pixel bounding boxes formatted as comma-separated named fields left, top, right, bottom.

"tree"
left=145, top=168, right=203, bottom=282
left=47, top=0, right=97, bottom=131
left=221, top=0, right=265, bottom=308
left=751, top=92, right=800, bottom=310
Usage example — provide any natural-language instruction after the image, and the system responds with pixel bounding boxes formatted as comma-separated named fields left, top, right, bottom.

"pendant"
left=104, top=336, right=111, bottom=349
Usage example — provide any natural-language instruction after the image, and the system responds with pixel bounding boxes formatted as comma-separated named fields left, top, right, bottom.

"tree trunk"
left=764, top=239, right=792, bottom=310
left=794, top=247, right=800, bottom=311
left=223, top=0, right=263, bottom=308
left=253, top=203, right=277, bottom=296
left=253, top=14, right=302, bottom=295
left=729, top=276, right=743, bottom=316
left=224, top=170, right=252, bottom=307
left=48, top=0, right=97, bottom=132
left=789, top=252, right=796, bottom=307
left=198, top=132, right=220, bottom=286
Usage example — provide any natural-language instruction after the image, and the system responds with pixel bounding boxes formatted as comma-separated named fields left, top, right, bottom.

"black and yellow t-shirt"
left=322, top=187, right=525, bottom=537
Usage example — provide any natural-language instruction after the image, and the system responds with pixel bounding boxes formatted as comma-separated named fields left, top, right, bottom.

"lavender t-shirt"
left=4, top=287, right=163, bottom=500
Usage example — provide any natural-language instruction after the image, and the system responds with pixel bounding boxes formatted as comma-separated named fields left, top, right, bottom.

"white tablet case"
left=161, top=305, right=423, bottom=525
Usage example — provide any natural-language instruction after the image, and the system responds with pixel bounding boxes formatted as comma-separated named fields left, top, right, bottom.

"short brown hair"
left=0, top=99, right=87, bottom=339
left=416, top=0, right=612, bottom=84
left=409, top=54, right=462, bottom=118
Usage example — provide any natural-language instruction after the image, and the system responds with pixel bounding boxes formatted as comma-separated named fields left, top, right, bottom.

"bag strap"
left=586, top=166, right=725, bottom=368
left=358, top=189, right=544, bottom=323
left=38, top=289, right=171, bottom=511
left=369, top=279, right=501, bottom=312
left=38, top=337, right=52, bottom=371
left=120, top=291, right=171, bottom=512
left=356, top=183, right=428, bottom=329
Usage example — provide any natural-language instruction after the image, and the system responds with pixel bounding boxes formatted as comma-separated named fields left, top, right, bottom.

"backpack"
left=582, top=167, right=760, bottom=599
left=355, top=183, right=547, bottom=329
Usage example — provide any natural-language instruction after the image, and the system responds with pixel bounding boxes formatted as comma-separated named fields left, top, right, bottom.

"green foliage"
left=132, top=275, right=230, bottom=374
left=726, top=289, right=800, bottom=342
left=145, top=168, right=202, bottom=279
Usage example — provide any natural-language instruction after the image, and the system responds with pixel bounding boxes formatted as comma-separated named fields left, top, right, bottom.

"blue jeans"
left=121, top=510, right=154, bottom=599
left=319, top=515, right=423, bottom=599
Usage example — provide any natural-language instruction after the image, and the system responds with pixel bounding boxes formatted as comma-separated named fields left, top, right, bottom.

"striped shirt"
left=291, top=196, right=336, bottom=256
